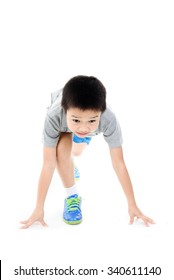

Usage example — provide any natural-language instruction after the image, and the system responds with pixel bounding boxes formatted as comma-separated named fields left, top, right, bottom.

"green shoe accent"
left=63, top=194, right=82, bottom=225
left=63, top=218, right=82, bottom=225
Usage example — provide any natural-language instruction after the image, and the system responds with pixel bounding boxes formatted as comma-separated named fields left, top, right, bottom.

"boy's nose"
left=78, top=126, right=89, bottom=132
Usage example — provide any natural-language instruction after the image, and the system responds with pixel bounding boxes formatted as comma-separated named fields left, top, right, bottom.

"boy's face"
left=66, top=108, right=101, bottom=138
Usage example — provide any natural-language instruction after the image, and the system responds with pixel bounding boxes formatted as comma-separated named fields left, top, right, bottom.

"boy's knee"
left=56, top=133, right=73, bottom=161
left=72, top=149, right=83, bottom=157
left=72, top=142, right=87, bottom=157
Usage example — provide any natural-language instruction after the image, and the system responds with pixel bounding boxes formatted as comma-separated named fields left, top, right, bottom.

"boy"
left=21, top=76, right=154, bottom=228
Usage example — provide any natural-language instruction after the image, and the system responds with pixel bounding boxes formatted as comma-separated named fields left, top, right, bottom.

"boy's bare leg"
left=56, top=133, right=75, bottom=188
left=57, top=133, right=83, bottom=224
left=56, top=134, right=88, bottom=187
left=72, top=142, right=87, bottom=157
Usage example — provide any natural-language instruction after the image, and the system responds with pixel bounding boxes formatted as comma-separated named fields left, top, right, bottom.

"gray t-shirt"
left=42, top=89, right=123, bottom=148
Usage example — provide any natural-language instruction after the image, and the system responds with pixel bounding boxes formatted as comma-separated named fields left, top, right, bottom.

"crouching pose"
left=21, top=75, right=154, bottom=228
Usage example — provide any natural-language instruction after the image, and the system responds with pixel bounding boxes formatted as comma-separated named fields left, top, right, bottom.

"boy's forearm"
left=110, top=147, right=136, bottom=206
left=113, top=162, right=136, bottom=206
left=35, top=165, right=55, bottom=209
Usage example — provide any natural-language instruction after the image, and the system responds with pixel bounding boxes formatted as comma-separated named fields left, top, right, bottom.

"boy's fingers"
left=129, top=208, right=155, bottom=226
left=20, top=222, right=31, bottom=229
left=20, top=225, right=28, bottom=229
left=40, top=220, right=48, bottom=227
left=142, top=218, right=150, bottom=227
left=129, top=215, right=134, bottom=225
left=20, top=220, right=29, bottom=224
left=20, top=219, right=48, bottom=229
left=147, top=217, right=155, bottom=224
left=138, top=215, right=155, bottom=226
left=20, top=218, right=36, bottom=229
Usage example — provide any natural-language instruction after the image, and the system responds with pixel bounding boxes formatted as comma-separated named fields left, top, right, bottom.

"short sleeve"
left=42, top=115, right=60, bottom=147
left=103, top=116, right=123, bottom=148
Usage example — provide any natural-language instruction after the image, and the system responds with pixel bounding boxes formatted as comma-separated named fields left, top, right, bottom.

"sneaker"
left=63, top=194, right=82, bottom=225
left=74, top=166, right=80, bottom=181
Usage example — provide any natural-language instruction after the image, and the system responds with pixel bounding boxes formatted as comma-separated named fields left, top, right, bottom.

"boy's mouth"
left=76, top=132, right=89, bottom=137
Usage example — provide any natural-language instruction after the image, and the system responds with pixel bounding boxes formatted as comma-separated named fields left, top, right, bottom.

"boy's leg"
left=72, top=134, right=92, bottom=180
left=56, top=132, right=75, bottom=188
left=72, top=142, right=88, bottom=157
left=72, top=134, right=92, bottom=156
left=56, top=133, right=82, bottom=224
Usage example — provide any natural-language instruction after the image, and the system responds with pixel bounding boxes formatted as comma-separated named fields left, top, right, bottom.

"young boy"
left=21, top=75, right=154, bottom=228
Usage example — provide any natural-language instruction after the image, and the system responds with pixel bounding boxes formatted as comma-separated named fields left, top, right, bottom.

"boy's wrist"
left=35, top=203, right=44, bottom=211
left=127, top=198, right=137, bottom=208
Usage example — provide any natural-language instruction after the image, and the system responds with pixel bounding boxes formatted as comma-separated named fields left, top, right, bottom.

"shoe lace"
left=66, top=197, right=81, bottom=212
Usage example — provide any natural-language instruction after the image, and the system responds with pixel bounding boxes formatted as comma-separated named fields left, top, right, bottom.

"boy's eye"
left=72, top=119, right=97, bottom=124
left=72, top=119, right=80, bottom=123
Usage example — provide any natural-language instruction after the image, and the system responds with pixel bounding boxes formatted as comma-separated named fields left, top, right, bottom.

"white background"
left=0, top=0, right=174, bottom=279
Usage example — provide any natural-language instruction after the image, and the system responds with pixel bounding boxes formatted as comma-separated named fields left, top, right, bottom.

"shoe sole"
left=75, top=178, right=80, bottom=181
left=63, top=218, right=82, bottom=225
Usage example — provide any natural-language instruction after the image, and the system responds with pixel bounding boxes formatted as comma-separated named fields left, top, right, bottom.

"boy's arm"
left=109, top=146, right=154, bottom=226
left=20, top=147, right=57, bottom=229
left=36, top=146, right=57, bottom=209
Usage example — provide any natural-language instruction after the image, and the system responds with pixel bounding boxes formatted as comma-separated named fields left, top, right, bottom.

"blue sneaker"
left=63, top=194, right=82, bottom=225
left=74, top=166, right=80, bottom=181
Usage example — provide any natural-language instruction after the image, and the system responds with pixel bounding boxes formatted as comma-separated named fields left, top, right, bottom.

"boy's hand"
left=20, top=208, right=48, bottom=229
left=128, top=204, right=155, bottom=227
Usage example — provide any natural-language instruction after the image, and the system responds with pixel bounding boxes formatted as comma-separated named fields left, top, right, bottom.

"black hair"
left=61, top=75, right=106, bottom=113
